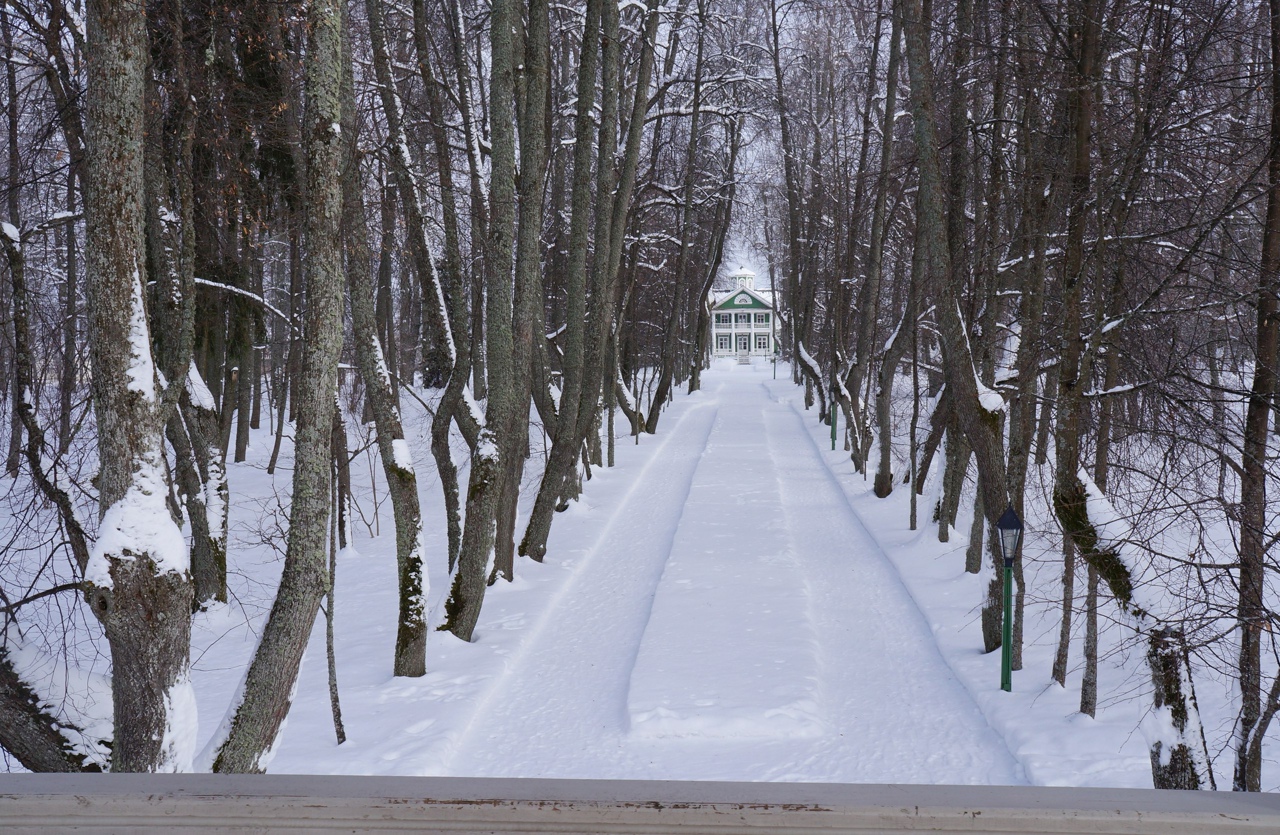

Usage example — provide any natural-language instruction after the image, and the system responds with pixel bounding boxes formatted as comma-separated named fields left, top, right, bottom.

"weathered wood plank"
left=2, top=776, right=1279, bottom=833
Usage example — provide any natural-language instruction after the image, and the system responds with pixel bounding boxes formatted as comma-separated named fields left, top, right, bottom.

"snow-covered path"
left=441, top=366, right=1024, bottom=784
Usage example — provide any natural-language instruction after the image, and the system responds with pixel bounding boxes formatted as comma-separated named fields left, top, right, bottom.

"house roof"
left=712, top=285, right=774, bottom=311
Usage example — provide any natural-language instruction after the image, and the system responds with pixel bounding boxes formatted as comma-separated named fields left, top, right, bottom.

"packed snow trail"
left=441, top=365, right=1023, bottom=783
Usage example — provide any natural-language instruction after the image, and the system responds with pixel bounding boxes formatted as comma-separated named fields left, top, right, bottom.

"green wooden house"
left=711, top=268, right=775, bottom=358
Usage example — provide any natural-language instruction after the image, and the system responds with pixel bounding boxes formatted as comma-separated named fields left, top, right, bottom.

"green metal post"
left=1000, top=560, right=1013, bottom=692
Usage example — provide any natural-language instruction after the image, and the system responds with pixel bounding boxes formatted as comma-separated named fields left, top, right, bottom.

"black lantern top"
left=995, top=504, right=1023, bottom=568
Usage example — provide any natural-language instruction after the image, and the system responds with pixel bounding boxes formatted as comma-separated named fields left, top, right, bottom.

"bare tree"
left=210, top=0, right=346, bottom=771
left=82, top=0, right=195, bottom=772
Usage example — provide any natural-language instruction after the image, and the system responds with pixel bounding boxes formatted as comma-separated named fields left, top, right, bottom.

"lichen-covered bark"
left=211, top=0, right=345, bottom=772
left=84, top=0, right=194, bottom=772
left=167, top=398, right=226, bottom=607
left=1147, top=629, right=1202, bottom=790
left=1052, top=482, right=1134, bottom=609
left=494, top=0, right=553, bottom=581
left=1055, top=475, right=1205, bottom=789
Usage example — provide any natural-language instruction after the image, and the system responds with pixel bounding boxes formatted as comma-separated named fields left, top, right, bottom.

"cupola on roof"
left=729, top=265, right=756, bottom=289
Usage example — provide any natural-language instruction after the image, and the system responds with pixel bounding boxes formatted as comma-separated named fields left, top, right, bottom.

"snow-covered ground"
left=172, top=360, right=1175, bottom=785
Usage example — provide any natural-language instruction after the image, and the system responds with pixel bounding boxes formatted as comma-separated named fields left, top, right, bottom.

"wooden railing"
left=3, top=775, right=1280, bottom=833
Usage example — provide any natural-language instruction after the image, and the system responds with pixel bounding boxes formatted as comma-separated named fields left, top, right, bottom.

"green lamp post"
left=996, top=504, right=1023, bottom=693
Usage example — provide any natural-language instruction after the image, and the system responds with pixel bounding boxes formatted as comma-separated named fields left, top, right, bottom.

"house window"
left=734, top=294, right=751, bottom=305
left=736, top=334, right=750, bottom=352
left=756, top=334, right=770, bottom=351
left=714, top=313, right=731, bottom=325
left=716, top=334, right=731, bottom=351
left=755, top=312, right=770, bottom=324
left=735, top=312, right=752, bottom=324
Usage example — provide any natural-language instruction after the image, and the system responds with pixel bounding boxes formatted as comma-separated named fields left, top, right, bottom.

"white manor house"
left=711, top=267, right=775, bottom=359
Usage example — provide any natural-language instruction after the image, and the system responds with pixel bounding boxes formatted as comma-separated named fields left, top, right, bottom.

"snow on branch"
left=194, top=277, right=292, bottom=328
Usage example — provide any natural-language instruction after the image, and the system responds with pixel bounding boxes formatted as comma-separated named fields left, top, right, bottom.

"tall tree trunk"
left=3, top=3, right=22, bottom=476
left=175, top=369, right=227, bottom=607
left=1234, top=0, right=1280, bottom=793
left=1051, top=535, right=1076, bottom=687
left=768, top=0, right=807, bottom=373
left=901, top=0, right=1009, bottom=653
left=364, top=0, right=455, bottom=396
left=519, top=0, right=604, bottom=561
left=1051, top=0, right=1101, bottom=698
left=1080, top=349, right=1118, bottom=713
left=59, top=172, right=78, bottom=453
left=340, top=21, right=428, bottom=677
left=1080, top=563, right=1099, bottom=716
left=873, top=263, right=914, bottom=498
left=852, top=8, right=902, bottom=477
left=441, top=0, right=523, bottom=640
left=494, top=0, right=553, bottom=582
left=411, top=0, right=476, bottom=572
left=83, top=0, right=194, bottom=772
left=211, top=0, right=345, bottom=771
left=646, top=0, right=705, bottom=433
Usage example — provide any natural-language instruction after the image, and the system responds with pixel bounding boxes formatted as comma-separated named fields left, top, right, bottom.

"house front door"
left=736, top=334, right=750, bottom=353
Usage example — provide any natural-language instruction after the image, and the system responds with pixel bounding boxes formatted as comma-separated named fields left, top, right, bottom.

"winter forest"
left=4, top=0, right=1280, bottom=793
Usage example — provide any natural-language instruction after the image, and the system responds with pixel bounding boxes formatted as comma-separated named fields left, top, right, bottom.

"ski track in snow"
left=769, top=391, right=1022, bottom=783
left=438, top=396, right=722, bottom=777
left=436, top=368, right=1023, bottom=783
